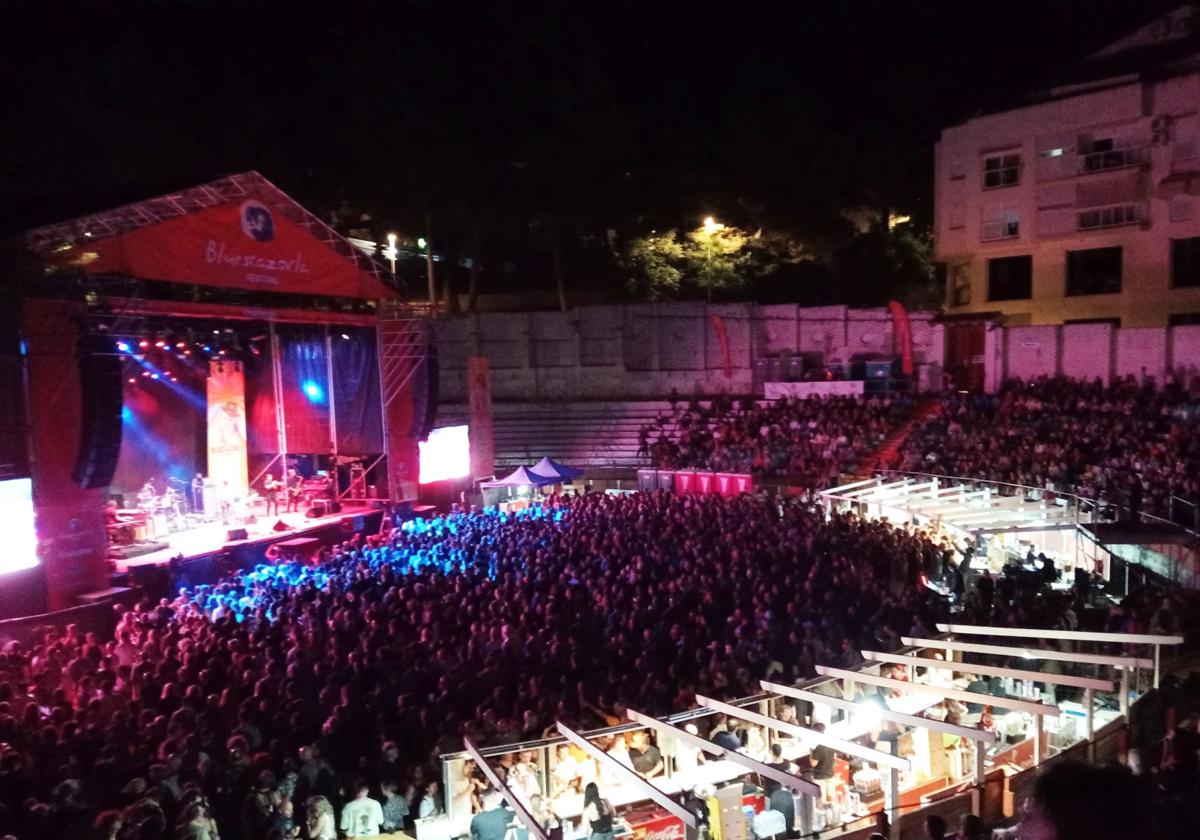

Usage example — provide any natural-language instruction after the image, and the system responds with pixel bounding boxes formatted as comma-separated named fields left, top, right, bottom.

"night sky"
left=1, top=1, right=1184, bottom=297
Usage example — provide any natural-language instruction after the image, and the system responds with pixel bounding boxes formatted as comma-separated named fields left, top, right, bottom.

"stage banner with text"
left=467, top=356, right=495, bottom=479
left=207, top=361, right=249, bottom=492
left=763, top=380, right=865, bottom=399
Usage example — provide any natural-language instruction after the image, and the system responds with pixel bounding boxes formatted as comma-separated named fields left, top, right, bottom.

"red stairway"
left=851, top=396, right=943, bottom=479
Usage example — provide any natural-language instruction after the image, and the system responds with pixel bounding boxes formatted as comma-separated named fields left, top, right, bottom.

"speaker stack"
left=72, top=335, right=124, bottom=490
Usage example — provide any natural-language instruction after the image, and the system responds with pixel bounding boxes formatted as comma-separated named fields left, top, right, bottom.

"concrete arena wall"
left=434, top=303, right=946, bottom=401
left=433, top=305, right=1200, bottom=402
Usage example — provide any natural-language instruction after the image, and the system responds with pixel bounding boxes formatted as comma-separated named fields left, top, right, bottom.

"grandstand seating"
left=436, top=400, right=694, bottom=471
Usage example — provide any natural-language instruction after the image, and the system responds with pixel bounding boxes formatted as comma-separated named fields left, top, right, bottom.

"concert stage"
left=0, top=172, right=430, bottom=619
left=112, top=501, right=384, bottom=573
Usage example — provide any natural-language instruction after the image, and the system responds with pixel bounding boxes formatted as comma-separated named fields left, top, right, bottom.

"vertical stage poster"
left=467, top=355, right=494, bottom=479
left=207, top=360, right=249, bottom=492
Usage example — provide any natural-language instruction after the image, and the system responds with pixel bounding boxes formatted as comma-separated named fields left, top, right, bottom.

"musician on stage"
left=136, top=479, right=157, bottom=511
left=262, top=473, right=282, bottom=516
left=105, top=501, right=136, bottom=545
left=191, top=473, right=206, bottom=514
left=286, top=469, right=303, bottom=513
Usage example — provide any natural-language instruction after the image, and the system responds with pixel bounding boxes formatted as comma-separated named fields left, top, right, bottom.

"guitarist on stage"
left=286, top=469, right=304, bottom=513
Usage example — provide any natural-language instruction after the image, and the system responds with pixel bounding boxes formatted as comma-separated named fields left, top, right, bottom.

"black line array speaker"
left=409, top=336, right=439, bottom=441
left=72, top=336, right=124, bottom=490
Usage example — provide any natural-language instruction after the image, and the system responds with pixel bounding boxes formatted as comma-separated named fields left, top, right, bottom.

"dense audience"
left=640, top=393, right=911, bottom=482
left=0, top=492, right=959, bottom=840
left=1, top=367, right=1197, bottom=840
left=901, top=376, right=1200, bottom=522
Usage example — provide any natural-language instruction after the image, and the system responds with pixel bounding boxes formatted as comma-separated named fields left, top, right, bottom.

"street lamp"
left=383, top=233, right=398, bottom=273
left=703, top=215, right=724, bottom=235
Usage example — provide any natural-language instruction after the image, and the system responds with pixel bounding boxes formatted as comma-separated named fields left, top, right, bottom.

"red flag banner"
left=709, top=314, right=732, bottom=379
left=888, top=300, right=915, bottom=376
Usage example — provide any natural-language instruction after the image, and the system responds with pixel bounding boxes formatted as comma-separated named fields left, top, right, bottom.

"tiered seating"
left=436, top=400, right=698, bottom=470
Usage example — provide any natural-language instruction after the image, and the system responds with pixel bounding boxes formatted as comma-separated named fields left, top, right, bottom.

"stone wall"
left=433, top=304, right=945, bottom=401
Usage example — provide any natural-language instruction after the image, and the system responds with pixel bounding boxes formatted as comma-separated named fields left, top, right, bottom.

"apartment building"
left=935, top=5, right=1200, bottom=327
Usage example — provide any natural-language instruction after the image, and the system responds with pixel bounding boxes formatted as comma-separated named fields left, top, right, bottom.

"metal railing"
left=1078, top=144, right=1146, bottom=174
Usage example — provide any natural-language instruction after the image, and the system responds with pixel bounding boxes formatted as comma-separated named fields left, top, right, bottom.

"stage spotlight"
left=302, top=381, right=324, bottom=402
left=155, top=340, right=166, bottom=349
left=212, top=330, right=220, bottom=335
left=117, top=341, right=132, bottom=353
left=138, top=340, right=150, bottom=349
left=141, top=371, right=151, bottom=377
left=341, top=333, right=350, bottom=340
left=127, top=378, right=136, bottom=384
left=150, top=373, right=159, bottom=380
left=176, top=341, right=186, bottom=349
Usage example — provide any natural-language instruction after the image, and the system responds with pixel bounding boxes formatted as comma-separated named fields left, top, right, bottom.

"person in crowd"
left=340, top=782, right=384, bottom=838
left=1018, top=760, right=1149, bottom=840
left=469, top=789, right=513, bottom=840
left=582, top=782, right=615, bottom=840
left=305, top=796, right=336, bottom=840
left=380, top=780, right=409, bottom=833
left=628, top=731, right=664, bottom=779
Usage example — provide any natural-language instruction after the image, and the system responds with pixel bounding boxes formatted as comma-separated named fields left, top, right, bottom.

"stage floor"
left=113, top=503, right=379, bottom=572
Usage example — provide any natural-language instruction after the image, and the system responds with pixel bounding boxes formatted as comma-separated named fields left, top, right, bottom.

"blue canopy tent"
left=528, top=457, right=583, bottom=482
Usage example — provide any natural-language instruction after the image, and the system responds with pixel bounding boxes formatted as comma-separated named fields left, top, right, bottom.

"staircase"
left=850, top=396, right=943, bottom=479
left=435, top=400, right=685, bottom=473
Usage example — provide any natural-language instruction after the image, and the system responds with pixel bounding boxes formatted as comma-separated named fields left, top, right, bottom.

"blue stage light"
left=116, top=341, right=132, bottom=353
left=302, top=381, right=324, bottom=402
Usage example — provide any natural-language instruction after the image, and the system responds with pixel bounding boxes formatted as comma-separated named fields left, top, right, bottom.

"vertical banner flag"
left=709, top=314, right=733, bottom=379
left=888, top=300, right=915, bottom=376
left=207, top=360, right=249, bottom=493
left=467, top=356, right=495, bottom=479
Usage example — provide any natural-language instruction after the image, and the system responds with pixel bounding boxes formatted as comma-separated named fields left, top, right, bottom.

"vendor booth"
left=424, top=627, right=1179, bottom=840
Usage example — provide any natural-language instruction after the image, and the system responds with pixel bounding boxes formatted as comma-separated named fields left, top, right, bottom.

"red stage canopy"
left=25, top=171, right=396, bottom=300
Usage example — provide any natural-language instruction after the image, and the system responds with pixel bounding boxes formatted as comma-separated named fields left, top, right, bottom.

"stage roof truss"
left=24, top=171, right=400, bottom=295
left=859, top=651, right=1115, bottom=692
left=762, top=680, right=998, bottom=744
left=901, top=637, right=1152, bottom=670
left=813, top=665, right=1060, bottom=717
left=626, top=709, right=820, bottom=797
left=695, top=694, right=910, bottom=771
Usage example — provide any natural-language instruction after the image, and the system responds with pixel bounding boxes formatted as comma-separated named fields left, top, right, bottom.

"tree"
left=621, top=220, right=767, bottom=302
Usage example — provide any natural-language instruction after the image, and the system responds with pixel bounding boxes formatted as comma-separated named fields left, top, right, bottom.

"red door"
left=945, top=322, right=986, bottom=392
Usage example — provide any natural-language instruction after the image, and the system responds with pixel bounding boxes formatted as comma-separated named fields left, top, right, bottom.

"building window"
left=1077, top=203, right=1140, bottom=231
left=981, top=209, right=1020, bottom=241
left=951, top=264, right=971, bottom=306
left=987, top=255, right=1033, bottom=301
left=1066, top=247, right=1122, bottom=296
left=1039, top=147, right=1065, bottom=158
left=1172, top=236, right=1200, bottom=288
left=1079, top=137, right=1142, bottom=173
left=1168, top=313, right=1200, bottom=326
left=983, top=153, right=1021, bottom=189
left=1064, top=318, right=1121, bottom=327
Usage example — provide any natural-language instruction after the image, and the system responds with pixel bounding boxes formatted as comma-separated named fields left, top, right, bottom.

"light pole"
left=700, top=216, right=724, bottom=303
left=383, top=233, right=398, bottom=274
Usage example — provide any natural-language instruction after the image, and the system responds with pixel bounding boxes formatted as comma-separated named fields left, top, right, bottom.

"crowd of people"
left=2, top=482, right=1184, bottom=840
left=900, top=376, right=1200, bottom=522
left=640, top=393, right=911, bottom=482
left=0, top=492, right=961, bottom=840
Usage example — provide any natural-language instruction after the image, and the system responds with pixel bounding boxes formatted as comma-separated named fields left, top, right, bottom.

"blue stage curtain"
left=332, top=327, right=383, bottom=455
left=278, top=326, right=331, bottom=455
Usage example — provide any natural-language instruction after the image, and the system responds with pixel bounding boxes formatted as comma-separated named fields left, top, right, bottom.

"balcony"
left=1078, top=144, right=1146, bottom=175
left=1076, top=202, right=1145, bottom=231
